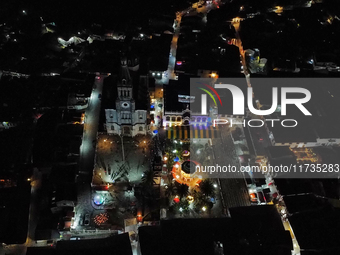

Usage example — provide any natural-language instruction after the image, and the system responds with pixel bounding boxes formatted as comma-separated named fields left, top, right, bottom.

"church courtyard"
left=92, top=133, right=153, bottom=187
left=87, top=133, right=155, bottom=228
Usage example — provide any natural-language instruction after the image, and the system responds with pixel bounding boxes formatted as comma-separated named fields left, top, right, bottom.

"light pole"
left=120, top=134, right=125, bottom=162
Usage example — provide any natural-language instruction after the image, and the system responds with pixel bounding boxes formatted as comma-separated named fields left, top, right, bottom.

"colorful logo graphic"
left=197, top=82, right=222, bottom=107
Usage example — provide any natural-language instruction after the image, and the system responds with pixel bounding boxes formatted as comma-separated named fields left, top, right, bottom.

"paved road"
left=162, top=13, right=182, bottom=84
left=211, top=126, right=250, bottom=213
left=75, top=74, right=105, bottom=228
left=231, top=20, right=302, bottom=254
left=162, top=1, right=220, bottom=85
left=232, top=20, right=252, bottom=88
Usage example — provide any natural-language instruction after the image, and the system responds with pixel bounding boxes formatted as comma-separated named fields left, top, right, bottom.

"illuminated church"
left=105, top=57, right=147, bottom=136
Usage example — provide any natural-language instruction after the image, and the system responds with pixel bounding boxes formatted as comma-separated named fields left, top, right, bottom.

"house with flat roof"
left=138, top=206, right=292, bottom=255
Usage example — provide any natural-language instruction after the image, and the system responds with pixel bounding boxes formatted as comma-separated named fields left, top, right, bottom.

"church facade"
left=105, top=57, right=147, bottom=136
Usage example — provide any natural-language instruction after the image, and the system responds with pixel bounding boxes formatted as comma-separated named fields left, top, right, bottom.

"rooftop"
left=139, top=206, right=292, bottom=255
left=27, top=234, right=132, bottom=255
left=288, top=197, right=340, bottom=253
left=164, top=77, right=193, bottom=112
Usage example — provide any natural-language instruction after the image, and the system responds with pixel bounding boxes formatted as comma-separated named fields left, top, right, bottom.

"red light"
left=176, top=61, right=182, bottom=66
left=173, top=197, right=180, bottom=203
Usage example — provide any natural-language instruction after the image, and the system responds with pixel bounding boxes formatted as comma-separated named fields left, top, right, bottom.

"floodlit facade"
left=105, top=57, right=147, bottom=137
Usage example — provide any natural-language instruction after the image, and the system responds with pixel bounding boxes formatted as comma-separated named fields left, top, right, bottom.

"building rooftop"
left=251, top=78, right=338, bottom=144
left=0, top=181, right=31, bottom=244
left=139, top=206, right=292, bottom=255
left=266, top=146, right=296, bottom=160
left=275, top=177, right=340, bottom=199
left=288, top=196, right=340, bottom=253
left=164, top=78, right=192, bottom=112
left=27, top=234, right=132, bottom=255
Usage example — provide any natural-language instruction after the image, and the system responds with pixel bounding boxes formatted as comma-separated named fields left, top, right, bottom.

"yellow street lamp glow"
left=163, top=156, right=168, bottom=161
left=187, top=195, right=194, bottom=203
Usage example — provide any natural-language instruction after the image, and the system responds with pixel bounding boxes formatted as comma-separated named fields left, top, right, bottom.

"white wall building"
left=105, top=57, right=147, bottom=136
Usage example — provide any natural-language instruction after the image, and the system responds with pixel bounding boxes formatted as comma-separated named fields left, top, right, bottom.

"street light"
left=120, top=134, right=125, bottom=161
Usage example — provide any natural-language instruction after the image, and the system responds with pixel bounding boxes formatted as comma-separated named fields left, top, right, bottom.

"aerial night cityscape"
left=1, top=0, right=340, bottom=255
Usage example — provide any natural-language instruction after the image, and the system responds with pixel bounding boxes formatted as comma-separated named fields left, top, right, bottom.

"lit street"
left=75, top=74, right=106, bottom=229
left=1, top=0, right=339, bottom=254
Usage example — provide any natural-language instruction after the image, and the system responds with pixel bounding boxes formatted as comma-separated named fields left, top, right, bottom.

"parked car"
left=84, top=214, right=90, bottom=226
left=78, top=214, right=84, bottom=226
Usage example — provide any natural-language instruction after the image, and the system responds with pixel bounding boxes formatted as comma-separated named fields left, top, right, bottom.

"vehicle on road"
left=84, top=214, right=90, bottom=225
left=47, top=240, right=54, bottom=246
left=256, top=133, right=263, bottom=142
left=70, top=237, right=82, bottom=240
left=79, top=214, right=84, bottom=226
